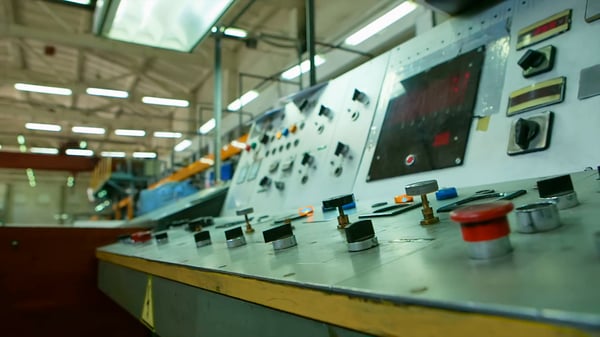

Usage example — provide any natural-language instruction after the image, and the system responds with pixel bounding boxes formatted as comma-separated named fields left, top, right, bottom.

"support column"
left=213, top=35, right=223, bottom=184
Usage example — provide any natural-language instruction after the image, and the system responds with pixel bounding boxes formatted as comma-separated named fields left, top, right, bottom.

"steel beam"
left=0, top=152, right=98, bottom=172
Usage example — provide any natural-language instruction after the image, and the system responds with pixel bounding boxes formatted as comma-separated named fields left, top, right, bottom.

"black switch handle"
left=515, top=118, right=540, bottom=149
left=518, top=49, right=546, bottom=70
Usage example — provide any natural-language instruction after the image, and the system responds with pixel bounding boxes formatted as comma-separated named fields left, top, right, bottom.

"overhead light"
left=101, top=151, right=126, bottom=158
left=0, top=144, right=2, bottom=150
left=25, top=122, right=62, bottom=132
left=200, top=157, right=214, bottom=165
left=19, top=145, right=27, bottom=153
left=133, top=152, right=157, bottom=159
left=198, top=118, right=216, bottom=135
left=142, top=96, right=189, bottom=108
left=230, top=140, right=247, bottom=150
left=72, top=126, right=106, bottom=135
left=174, top=139, right=192, bottom=152
left=223, top=27, right=247, bottom=38
left=115, top=129, right=146, bottom=137
left=86, top=87, right=129, bottom=98
left=79, top=140, right=87, bottom=149
left=227, top=90, right=259, bottom=111
left=67, top=176, right=75, bottom=188
left=93, top=0, right=234, bottom=52
left=281, top=55, right=326, bottom=80
left=30, top=147, right=59, bottom=155
left=344, top=1, right=417, bottom=46
left=64, top=0, right=91, bottom=5
left=66, top=149, right=94, bottom=157
left=14, top=83, right=72, bottom=96
left=154, top=131, right=182, bottom=138
left=17, top=134, right=25, bottom=145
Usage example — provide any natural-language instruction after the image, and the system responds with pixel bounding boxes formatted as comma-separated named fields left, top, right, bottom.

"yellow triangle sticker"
left=141, top=275, right=155, bottom=331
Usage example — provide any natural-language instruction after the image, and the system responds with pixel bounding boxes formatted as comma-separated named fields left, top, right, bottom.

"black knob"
left=259, top=134, right=270, bottom=144
left=301, top=153, right=314, bottom=166
left=352, top=89, right=369, bottom=105
left=515, top=118, right=540, bottom=149
left=194, top=230, right=211, bottom=243
left=322, top=194, right=354, bottom=209
left=334, top=142, right=349, bottom=157
left=518, top=49, right=546, bottom=70
left=275, top=181, right=285, bottom=190
left=259, top=176, right=272, bottom=187
left=262, top=223, right=293, bottom=243
left=298, top=99, right=309, bottom=111
left=319, top=105, right=332, bottom=118
left=225, top=226, right=244, bottom=240
left=345, top=220, right=375, bottom=243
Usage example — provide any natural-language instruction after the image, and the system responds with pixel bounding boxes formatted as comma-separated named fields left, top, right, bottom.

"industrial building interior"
left=1, top=0, right=599, bottom=336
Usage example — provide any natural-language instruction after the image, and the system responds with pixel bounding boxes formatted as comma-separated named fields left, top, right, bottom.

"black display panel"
left=367, top=47, right=485, bottom=182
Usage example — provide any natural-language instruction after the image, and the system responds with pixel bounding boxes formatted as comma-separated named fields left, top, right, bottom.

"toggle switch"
left=405, top=180, right=440, bottom=225
left=268, top=161, right=280, bottom=173
left=345, top=220, right=378, bottom=252
left=515, top=118, right=540, bottom=149
left=322, top=194, right=354, bottom=229
left=225, top=227, right=246, bottom=248
left=259, top=176, right=272, bottom=188
left=194, top=231, right=212, bottom=248
left=281, top=159, right=294, bottom=172
left=275, top=181, right=285, bottom=190
left=236, top=207, right=255, bottom=233
left=517, top=45, right=555, bottom=78
left=262, top=223, right=297, bottom=250
left=334, top=142, right=350, bottom=157
left=319, top=105, right=332, bottom=119
left=352, top=89, right=369, bottom=105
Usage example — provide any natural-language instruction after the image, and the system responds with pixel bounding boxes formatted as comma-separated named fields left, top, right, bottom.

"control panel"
left=101, top=1, right=600, bottom=336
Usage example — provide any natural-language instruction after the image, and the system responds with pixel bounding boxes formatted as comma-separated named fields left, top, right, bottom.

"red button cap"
left=450, top=201, right=514, bottom=224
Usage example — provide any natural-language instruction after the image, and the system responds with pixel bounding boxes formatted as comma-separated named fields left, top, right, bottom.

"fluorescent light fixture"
left=101, top=151, right=127, bottom=158
left=93, top=0, right=234, bottom=52
left=344, top=1, right=417, bottom=46
left=133, top=152, right=157, bottom=159
left=227, top=90, right=259, bottom=111
left=14, top=83, right=72, bottom=96
left=66, top=149, right=94, bottom=157
left=86, top=87, right=129, bottom=98
left=30, top=147, right=59, bottom=155
left=72, top=126, right=106, bottom=135
left=230, top=140, right=247, bottom=150
left=174, top=139, right=192, bottom=152
left=223, top=27, right=247, bottom=38
left=281, top=55, right=326, bottom=80
left=19, top=145, right=27, bottom=152
left=153, top=131, right=182, bottom=138
left=17, top=135, right=25, bottom=145
left=25, top=122, right=62, bottom=132
left=64, top=0, right=91, bottom=5
left=142, top=96, right=189, bottom=107
left=115, top=129, right=146, bottom=137
left=200, top=157, right=214, bottom=165
left=198, top=118, right=216, bottom=134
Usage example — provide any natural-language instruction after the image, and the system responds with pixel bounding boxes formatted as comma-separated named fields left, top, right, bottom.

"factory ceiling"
left=0, top=0, right=425, bottom=163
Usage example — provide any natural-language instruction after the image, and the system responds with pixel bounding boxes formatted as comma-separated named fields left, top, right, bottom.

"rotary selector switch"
left=262, top=223, right=297, bottom=250
left=301, top=153, right=314, bottom=167
left=194, top=231, right=212, bottom=248
left=334, top=142, right=350, bottom=157
left=345, top=220, right=378, bottom=252
left=225, top=227, right=246, bottom=249
left=259, top=176, right=272, bottom=188
left=259, top=134, right=270, bottom=145
left=322, top=194, right=354, bottom=229
left=352, top=89, right=369, bottom=105
left=319, top=105, right=333, bottom=119
left=236, top=207, right=255, bottom=233
left=405, top=180, right=440, bottom=225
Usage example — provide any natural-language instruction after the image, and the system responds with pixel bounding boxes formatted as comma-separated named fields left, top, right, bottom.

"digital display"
left=367, top=47, right=485, bottom=182
left=516, top=9, right=571, bottom=50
